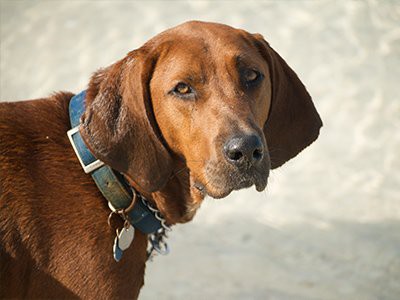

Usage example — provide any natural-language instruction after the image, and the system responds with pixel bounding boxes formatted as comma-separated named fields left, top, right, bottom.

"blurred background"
left=1, top=0, right=399, bottom=299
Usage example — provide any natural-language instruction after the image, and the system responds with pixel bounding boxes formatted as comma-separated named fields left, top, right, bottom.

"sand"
left=1, top=1, right=399, bottom=299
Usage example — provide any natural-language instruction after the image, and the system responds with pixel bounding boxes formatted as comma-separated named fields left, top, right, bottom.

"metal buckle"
left=67, top=126, right=105, bottom=173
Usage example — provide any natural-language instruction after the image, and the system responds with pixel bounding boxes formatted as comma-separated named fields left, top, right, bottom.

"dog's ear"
left=80, top=49, right=173, bottom=192
left=253, top=34, right=323, bottom=169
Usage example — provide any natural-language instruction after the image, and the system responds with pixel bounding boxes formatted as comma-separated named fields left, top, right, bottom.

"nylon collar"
left=67, top=91, right=163, bottom=235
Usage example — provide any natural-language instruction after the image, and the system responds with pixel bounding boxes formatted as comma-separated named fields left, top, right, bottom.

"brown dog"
left=0, top=21, right=322, bottom=299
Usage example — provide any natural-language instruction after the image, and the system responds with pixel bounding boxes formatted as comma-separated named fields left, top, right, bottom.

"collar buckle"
left=67, top=126, right=105, bottom=173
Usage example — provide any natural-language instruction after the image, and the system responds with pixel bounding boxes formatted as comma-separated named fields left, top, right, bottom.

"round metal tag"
left=117, top=224, right=135, bottom=251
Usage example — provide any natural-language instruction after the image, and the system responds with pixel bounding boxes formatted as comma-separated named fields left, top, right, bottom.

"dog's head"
left=81, top=21, right=322, bottom=201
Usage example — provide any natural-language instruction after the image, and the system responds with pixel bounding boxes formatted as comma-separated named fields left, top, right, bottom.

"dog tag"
left=117, top=224, right=135, bottom=251
left=113, top=236, right=123, bottom=262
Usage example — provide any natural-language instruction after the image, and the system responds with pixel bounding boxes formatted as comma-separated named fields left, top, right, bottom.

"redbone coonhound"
left=0, top=21, right=322, bottom=299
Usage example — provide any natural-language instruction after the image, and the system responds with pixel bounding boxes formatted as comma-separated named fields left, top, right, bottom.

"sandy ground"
left=1, top=1, right=399, bottom=299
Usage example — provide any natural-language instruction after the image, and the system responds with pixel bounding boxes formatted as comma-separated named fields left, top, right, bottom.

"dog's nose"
left=224, top=134, right=264, bottom=167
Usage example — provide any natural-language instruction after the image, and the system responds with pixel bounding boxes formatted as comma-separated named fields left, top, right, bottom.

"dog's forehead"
left=152, top=28, right=260, bottom=78
left=152, top=21, right=254, bottom=57
left=172, top=20, right=245, bottom=39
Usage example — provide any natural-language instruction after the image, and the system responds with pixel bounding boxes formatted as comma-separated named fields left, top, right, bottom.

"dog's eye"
left=174, top=82, right=192, bottom=95
left=244, top=69, right=263, bottom=85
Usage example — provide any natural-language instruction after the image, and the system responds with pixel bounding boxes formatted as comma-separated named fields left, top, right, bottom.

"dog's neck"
left=130, top=160, right=205, bottom=225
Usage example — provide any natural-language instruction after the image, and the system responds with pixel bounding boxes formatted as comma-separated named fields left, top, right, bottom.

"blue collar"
left=67, top=91, right=163, bottom=235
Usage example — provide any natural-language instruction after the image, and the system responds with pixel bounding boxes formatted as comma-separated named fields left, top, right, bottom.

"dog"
left=0, top=21, right=322, bottom=299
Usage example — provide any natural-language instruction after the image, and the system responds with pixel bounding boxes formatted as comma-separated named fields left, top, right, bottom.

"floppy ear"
left=80, top=49, right=173, bottom=192
left=253, top=34, right=323, bottom=169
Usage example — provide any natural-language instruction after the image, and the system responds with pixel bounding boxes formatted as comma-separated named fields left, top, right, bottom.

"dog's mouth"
left=193, top=181, right=208, bottom=197
left=193, top=165, right=269, bottom=199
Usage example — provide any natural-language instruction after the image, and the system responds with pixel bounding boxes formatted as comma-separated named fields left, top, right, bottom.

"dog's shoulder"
left=1, top=92, right=72, bottom=165
left=0, top=91, right=75, bottom=242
